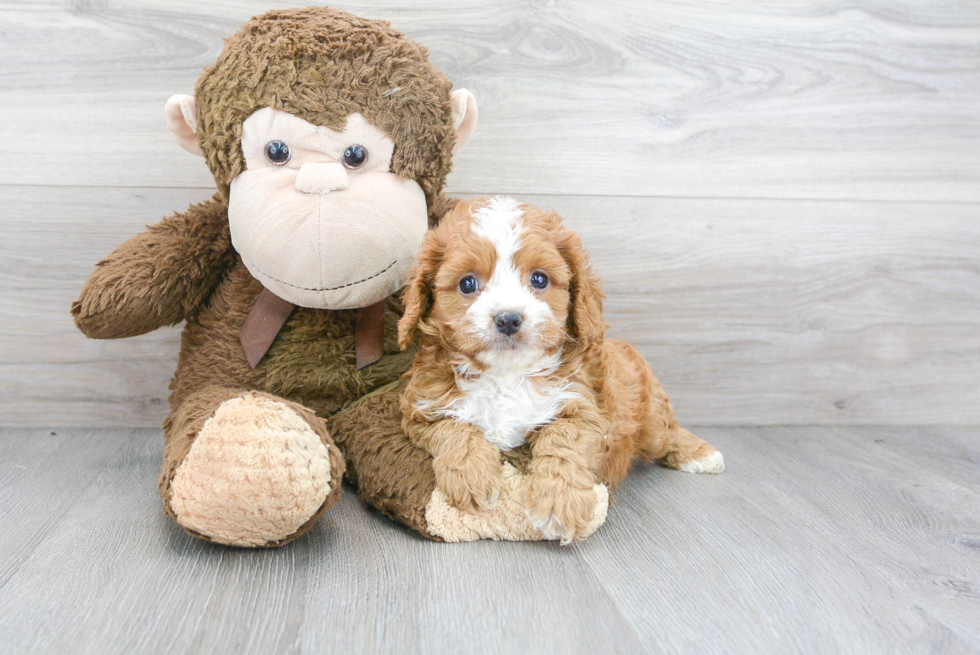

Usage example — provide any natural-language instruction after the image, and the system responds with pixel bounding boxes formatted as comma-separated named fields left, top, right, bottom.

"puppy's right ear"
left=398, top=230, right=446, bottom=350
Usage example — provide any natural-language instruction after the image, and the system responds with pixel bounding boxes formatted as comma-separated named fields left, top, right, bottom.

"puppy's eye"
left=265, top=140, right=291, bottom=165
left=459, top=275, right=479, bottom=295
left=530, top=271, right=549, bottom=289
left=343, top=145, right=367, bottom=169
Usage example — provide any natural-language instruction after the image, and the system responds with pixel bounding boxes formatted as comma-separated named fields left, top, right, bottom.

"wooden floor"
left=1, top=426, right=977, bottom=654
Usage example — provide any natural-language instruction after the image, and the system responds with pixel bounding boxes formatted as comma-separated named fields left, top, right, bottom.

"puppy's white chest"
left=448, top=374, right=577, bottom=451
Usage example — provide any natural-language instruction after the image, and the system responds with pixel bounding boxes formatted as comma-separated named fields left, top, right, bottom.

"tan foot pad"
left=424, top=463, right=609, bottom=543
left=170, top=393, right=333, bottom=547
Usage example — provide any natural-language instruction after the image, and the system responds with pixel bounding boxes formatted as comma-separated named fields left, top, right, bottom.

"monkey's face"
left=227, top=108, right=428, bottom=309
left=164, top=9, right=479, bottom=309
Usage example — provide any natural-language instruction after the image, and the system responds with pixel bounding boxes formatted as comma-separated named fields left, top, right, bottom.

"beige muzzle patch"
left=170, top=393, right=333, bottom=547
left=424, top=463, right=609, bottom=543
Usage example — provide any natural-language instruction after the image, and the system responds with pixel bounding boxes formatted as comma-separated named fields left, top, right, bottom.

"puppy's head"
left=398, top=197, right=605, bottom=370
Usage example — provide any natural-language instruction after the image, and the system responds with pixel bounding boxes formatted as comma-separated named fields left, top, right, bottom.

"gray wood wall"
left=1, top=0, right=978, bottom=427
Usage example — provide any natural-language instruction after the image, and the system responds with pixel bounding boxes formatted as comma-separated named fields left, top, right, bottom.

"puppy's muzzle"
left=494, top=311, right=523, bottom=336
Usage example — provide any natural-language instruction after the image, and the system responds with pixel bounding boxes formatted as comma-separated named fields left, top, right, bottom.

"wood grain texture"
left=2, top=186, right=977, bottom=426
left=0, top=428, right=643, bottom=655
left=0, top=426, right=977, bottom=654
left=0, top=0, right=977, bottom=200
left=2, top=2, right=977, bottom=652
left=580, top=426, right=980, bottom=653
left=862, top=426, right=980, bottom=494
left=0, top=428, right=134, bottom=587
left=0, top=0, right=977, bottom=427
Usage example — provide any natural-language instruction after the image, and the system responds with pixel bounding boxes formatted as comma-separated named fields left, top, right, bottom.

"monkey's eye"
left=264, top=141, right=291, bottom=165
left=343, top=145, right=367, bottom=169
left=459, top=275, right=479, bottom=295
left=530, top=271, right=549, bottom=289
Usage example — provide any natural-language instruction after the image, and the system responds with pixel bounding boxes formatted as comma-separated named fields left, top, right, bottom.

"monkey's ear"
left=450, top=89, right=478, bottom=155
left=398, top=231, right=446, bottom=350
left=164, top=94, right=204, bottom=157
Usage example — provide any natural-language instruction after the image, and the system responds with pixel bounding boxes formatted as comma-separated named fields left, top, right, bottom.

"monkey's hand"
left=72, top=195, right=232, bottom=339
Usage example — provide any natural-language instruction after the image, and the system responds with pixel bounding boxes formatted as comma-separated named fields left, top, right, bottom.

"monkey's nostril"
left=493, top=311, right=523, bottom=336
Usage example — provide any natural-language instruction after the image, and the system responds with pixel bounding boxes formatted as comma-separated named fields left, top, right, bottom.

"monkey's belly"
left=169, top=262, right=411, bottom=416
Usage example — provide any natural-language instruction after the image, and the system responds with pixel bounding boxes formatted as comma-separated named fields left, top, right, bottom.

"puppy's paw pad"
left=677, top=450, right=725, bottom=474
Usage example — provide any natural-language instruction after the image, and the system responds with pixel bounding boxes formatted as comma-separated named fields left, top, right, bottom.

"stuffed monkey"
left=73, top=7, right=607, bottom=546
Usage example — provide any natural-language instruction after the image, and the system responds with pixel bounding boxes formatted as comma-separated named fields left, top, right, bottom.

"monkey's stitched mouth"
left=251, top=260, right=397, bottom=292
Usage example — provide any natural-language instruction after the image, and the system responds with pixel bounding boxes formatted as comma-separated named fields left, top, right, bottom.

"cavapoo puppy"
left=398, top=197, right=723, bottom=543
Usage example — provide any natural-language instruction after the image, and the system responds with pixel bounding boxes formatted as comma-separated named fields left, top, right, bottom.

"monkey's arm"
left=72, top=195, right=233, bottom=339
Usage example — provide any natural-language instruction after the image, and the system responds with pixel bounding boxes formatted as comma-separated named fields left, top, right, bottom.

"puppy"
left=398, top=197, right=723, bottom=543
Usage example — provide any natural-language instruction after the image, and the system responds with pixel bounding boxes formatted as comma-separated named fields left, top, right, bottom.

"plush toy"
left=72, top=7, right=461, bottom=546
left=72, top=6, right=605, bottom=547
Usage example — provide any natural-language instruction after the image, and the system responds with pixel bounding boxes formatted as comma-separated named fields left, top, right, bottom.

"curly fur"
left=398, top=198, right=724, bottom=543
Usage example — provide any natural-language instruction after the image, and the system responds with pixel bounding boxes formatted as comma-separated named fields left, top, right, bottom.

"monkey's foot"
left=169, top=393, right=339, bottom=547
left=424, top=463, right=608, bottom=543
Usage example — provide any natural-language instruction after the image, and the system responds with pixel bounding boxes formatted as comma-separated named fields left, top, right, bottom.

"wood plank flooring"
left=0, top=426, right=977, bottom=654
left=1, top=2, right=978, bottom=651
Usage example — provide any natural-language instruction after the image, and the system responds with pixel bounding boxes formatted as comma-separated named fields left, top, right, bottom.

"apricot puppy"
left=398, top=197, right=724, bottom=543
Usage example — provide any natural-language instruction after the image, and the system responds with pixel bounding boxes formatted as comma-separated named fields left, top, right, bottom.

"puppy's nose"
left=494, top=311, right=523, bottom=336
left=295, top=162, right=349, bottom=194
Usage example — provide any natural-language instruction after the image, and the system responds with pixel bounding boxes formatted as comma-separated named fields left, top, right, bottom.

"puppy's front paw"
left=433, top=448, right=502, bottom=513
left=526, top=475, right=598, bottom=545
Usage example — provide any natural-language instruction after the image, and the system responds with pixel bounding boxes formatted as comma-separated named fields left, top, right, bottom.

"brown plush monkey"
left=71, top=7, right=493, bottom=547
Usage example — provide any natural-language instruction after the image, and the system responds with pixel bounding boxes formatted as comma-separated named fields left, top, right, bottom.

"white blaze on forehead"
left=466, top=197, right=556, bottom=370
left=472, top=196, right=525, bottom=259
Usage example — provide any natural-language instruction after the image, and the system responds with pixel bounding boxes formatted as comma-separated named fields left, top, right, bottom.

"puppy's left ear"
left=558, top=227, right=606, bottom=346
left=398, top=230, right=446, bottom=350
